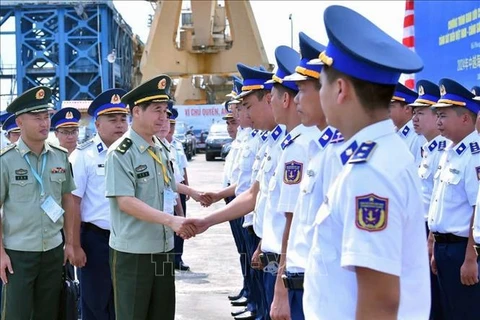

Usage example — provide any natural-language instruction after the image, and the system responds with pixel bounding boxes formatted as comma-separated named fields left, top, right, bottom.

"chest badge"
left=135, top=165, right=147, bottom=172
left=51, top=167, right=66, bottom=174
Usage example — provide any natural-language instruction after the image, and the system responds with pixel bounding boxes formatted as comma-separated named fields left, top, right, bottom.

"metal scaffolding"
left=0, top=0, right=135, bottom=108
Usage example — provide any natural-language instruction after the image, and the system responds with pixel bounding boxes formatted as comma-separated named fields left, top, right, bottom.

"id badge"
left=163, top=188, right=176, bottom=214
left=41, top=195, right=65, bottom=223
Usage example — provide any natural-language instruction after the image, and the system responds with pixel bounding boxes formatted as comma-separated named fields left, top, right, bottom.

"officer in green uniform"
left=105, top=74, right=196, bottom=320
left=0, top=86, right=83, bottom=320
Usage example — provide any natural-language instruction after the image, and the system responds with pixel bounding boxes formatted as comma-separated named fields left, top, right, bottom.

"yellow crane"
left=139, top=0, right=271, bottom=104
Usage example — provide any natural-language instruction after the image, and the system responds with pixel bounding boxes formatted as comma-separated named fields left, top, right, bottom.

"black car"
left=205, top=123, right=233, bottom=161
left=192, top=129, right=208, bottom=153
left=220, top=142, right=231, bottom=160
left=174, top=121, right=195, bottom=160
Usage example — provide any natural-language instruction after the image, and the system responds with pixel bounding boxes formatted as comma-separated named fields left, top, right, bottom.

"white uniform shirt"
left=1, top=132, right=10, bottom=149
left=254, top=125, right=285, bottom=238
left=473, top=187, right=480, bottom=243
left=262, top=125, right=315, bottom=254
left=428, top=131, right=480, bottom=237
left=286, top=126, right=341, bottom=273
left=230, top=128, right=245, bottom=186
left=418, top=135, right=449, bottom=220
left=223, top=135, right=242, bottom=188
left=235, top=128, right=261, bottom=227
left=304, top=119, right=430, bottom=320
left=171, top=139, right=188, bottom=174
left=397, top=119, right=427, bottom=166
left=70, top=135, right=111, bottom=230
left=165, top=140, right=184, bottom=184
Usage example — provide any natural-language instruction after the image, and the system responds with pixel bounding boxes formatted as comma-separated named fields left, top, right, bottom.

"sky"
left=113, top=0, right=406, bottom=64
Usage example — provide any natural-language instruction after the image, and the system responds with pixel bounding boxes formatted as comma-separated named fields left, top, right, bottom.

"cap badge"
left=35, top=89, right=45, bottom=100
left=66, top=111, right=74, bottom=119
left=111, top=94, right=121, bottom=104
left=158, top=78, right=167, bottom=90
left=440, top=85, right=446, bottom=96
left=418, top=85, right=424, bottom=96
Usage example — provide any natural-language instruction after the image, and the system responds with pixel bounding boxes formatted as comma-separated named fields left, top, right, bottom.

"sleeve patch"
left=355, top=193, right=388, bottom=232
left=283, top=161, right=303, bottom=185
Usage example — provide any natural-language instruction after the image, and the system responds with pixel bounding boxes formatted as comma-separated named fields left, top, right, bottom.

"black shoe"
left=228, top=293, right=244, bottom=301
left=234, top=311, right=256, bottom=320
left=231, top=307, right=248, bottom=317
left=230, top=296, right=248, bottom=307
left=175, top=262, right=190, bottom=271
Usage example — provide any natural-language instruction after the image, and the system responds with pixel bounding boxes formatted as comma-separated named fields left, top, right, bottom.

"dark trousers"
left=244, top=229, right=266, bottom=318
left=110, top=249, right=175, bottom=320
left=263, top=267, right=277, bottom=320
left=174, top=193, right=187, bottom=265
left=79, top=225, right=115, bottom=320
left=425, top=224, right=445, bottom=320
left=288, top=288, right=305, bottom=320
left=1, top=244, right=63, bottom=320
left=434, top=241, right=480, bottom=320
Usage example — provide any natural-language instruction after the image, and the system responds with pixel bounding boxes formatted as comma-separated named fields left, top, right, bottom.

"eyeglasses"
left=57, top=129, right=79, bottom=136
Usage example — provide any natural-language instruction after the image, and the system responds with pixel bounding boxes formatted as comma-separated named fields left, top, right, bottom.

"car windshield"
left=209, top=123, right=228, bottom=134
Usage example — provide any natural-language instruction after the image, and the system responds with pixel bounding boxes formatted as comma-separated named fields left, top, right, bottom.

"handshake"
left=190, top=190, right=225, bottom=208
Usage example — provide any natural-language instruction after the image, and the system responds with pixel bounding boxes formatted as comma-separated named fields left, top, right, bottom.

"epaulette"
left=116, top=138, right=132, bottom=154
left=438, top=140, right=447, bottom=151
left=0, top=143, right=16, bottom=157
left=76, top=139, right=94, bottom=150
left=401, top=125, right=410, bottom=137
left=330, top=130, right=344, bottom=144
left=281, top=133, right=301, bottom=150
left=348, top=141, right=377, bottom=164
left=470, top=142, right=480, bottom=154
left=49, top=143, right=68, bottom=153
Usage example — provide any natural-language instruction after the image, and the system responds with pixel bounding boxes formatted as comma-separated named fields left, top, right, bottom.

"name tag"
left=41, top=195, right=65, bottom=223
left=163, top=188, right=176, bottom=214
left=96, top=164, right=105, bottom=176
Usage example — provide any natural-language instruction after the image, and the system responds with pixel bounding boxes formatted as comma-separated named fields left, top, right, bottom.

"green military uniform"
left=0, top=86, right=76, bottom=320
left=105, top=74, right=177, bottom=320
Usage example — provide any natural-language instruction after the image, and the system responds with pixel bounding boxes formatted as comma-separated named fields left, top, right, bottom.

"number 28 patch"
left=355, top=193, right=388, bottom=232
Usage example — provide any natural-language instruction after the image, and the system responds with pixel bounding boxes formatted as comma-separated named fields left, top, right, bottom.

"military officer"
left=281, top=32, right=342, bottom=320
left=304, top=6, right=430, bottom=319
left=408, top=79, right=447, bottom=320
left=472, top=86, right=480, bottom=133
left=51, top=107, right=82, bottom=155
left=0, top=86, right=84, bottom=319
left=2, top=114, right=21, bottom=145
left=105, top=75, right=195, bottom=320
left=263, top=45, right=319, bottom=320
left=428, top=79, right=480, bottom=320
left=70, top=88, right=129, bottom=320
left=390, top=83, right=427, bottom=165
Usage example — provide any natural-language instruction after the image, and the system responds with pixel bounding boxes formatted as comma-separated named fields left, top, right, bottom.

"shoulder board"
left=470, top=142, right=480, bottom=154
left=348, top=141, right=377, bottom=164
left=0, top=143, right=16, bottom=157
left=49, top=143, right=68, bottom=153
left=330, top=130, right=344, bottom=144
left=281, top=133, right=301, bottom=150
left=76, top=139, right=94, bottom=150
left=115, top=138, right=132, bottom=155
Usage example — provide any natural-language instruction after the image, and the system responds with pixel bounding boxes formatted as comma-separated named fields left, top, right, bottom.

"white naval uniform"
left=0, top=132, right=10, bottom=149
left=286, top=126, right=341, bottom=274
left=428, top=131, right=480, bottom=237
left=304, top=119, right=430, bottom=320
left=70, top=134, right=111, bottom=230
left=253, top=125, right=285, bottom=238
left=170, top=138, right=188, bottom=183
left=262, top=124, right=316, bottom=255
left=223, top=131, right=242, bottom=188
left=473, top=187, right=480, bottom=244
left=418, top=136, right=449, bottom=220
left=230, top=127, right=246, bottom=186
left=397, top=119, right=427, bottom=167
left=165, top=139, right=184, bottom=184
left=235, top=128, right=261, bottom=228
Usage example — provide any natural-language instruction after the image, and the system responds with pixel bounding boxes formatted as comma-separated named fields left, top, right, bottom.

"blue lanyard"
left=24, top=153, right=47, bottom=196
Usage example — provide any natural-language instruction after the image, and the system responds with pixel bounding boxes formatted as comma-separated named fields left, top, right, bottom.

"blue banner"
left=415, top=2, right=480, bottom=89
